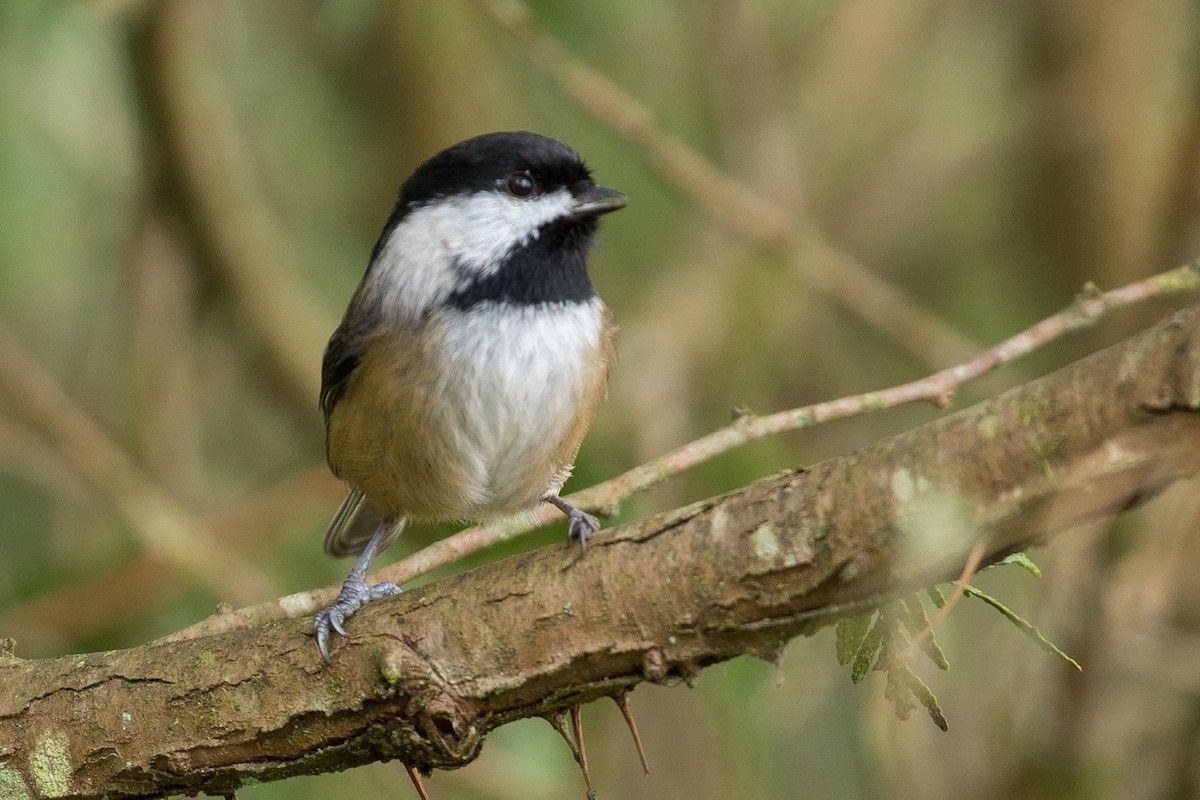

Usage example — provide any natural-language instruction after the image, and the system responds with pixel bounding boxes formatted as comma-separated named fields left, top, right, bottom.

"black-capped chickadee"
left=314, top=131, right=626, bottom=661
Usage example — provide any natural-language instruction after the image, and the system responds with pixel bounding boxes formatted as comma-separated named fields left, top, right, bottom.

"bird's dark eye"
left=505, top=171, right=537, bottom=198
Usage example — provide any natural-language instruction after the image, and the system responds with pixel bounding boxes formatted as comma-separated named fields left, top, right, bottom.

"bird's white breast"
left=327, top=295, right=609, bottom=522
left=431, top=297, right=606, bottom=512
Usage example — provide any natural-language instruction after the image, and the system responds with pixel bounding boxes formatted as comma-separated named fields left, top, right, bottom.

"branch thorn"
left=613, top=690, right=650, bottom=775
left=544, top=709, right=578, bottom=757
left=571, top=704, right=593, bottom=791
left=543, top=707, right=594, bottom=790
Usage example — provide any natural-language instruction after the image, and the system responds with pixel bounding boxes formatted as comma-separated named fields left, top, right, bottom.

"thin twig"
left=165, top=260, right=1200, bottom=641
left=367, top=264, right=1200, bottom=585
left=911, top=537, right=989, bottom=653
left=405, top=765, right=432, bottom=800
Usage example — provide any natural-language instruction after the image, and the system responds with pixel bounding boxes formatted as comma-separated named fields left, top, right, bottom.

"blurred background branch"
left=128, top=2, right=333, bottom=407
left=2, top=2, right=1200, bottom=799
left=0, top=321, right=272, bottom=604
left=476, top=0, right=986, bottom=369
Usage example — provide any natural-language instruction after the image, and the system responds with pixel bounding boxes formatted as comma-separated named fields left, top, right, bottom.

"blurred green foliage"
left=2, top=1, right=1199, bottom=798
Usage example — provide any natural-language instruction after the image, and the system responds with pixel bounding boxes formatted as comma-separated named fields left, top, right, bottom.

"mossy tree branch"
left=2, top=304, right=1199, bottom=800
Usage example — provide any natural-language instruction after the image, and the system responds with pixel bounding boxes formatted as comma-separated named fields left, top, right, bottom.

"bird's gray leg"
left=313, top=524, right=402, bottom=663
left=546, top=494, right=600, bottom=553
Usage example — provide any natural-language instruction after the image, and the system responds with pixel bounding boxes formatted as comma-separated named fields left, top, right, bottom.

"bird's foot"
left=314, top=576, right=402, bottom=663
left=566, top=507, right=600, bottom=552
left=546, top=494, right=602, bottom=552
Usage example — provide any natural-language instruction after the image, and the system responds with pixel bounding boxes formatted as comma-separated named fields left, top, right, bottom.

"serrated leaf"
left=835, top=614, right=874, bottom=666
left=997, top=552, right=1042, bottom=578
left=896, top=595, right=928, bottom=638
left=873, top=621, right=894, bottom=673
left=926, top=585, right=947, bottom=608
left=900, top=595, right=949, bottom=670
left=851, top=615, right=886, bottom=684
left=898, top=666, right=948, bottom=731
left=885, top=665, right=915, bottom=721
left=963, top=585, right=1081, bottom=671
left=926, top=702, right=949, bottom=731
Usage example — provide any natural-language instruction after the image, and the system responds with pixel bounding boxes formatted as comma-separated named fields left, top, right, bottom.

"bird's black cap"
left=399, top=131, right=594, bottom=207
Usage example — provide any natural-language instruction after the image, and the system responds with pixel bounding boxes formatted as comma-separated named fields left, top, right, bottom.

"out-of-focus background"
left=2, top=1, right=1199, bottom=798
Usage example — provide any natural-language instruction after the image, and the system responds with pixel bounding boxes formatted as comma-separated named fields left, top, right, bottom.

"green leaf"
left=851, top=615, right=886, bottom=684
left=872, top=613, right=896, bottom=673
left=963, top=585, right=1081, bottom=671
left=835, top=614, right=874, bottom=666
left=841, top=600, right=953, bottom=731
left=900, top=595, right=949, bottom=670
left=997, top=552, right=1042, bottom=578
left=898, top=665, right=948, bottom=731
left=926, top=585, right=947, bottom=608
left=884, top=664, right=915, bottom=721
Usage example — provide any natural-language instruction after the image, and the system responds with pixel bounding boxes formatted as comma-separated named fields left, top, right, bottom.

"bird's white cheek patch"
left=422, top=190, right=576, bottom=274
left=364, top=188, right=577, bottom=320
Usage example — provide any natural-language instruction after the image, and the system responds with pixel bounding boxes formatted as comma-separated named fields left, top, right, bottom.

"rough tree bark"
left=2, top=304, right=1199, bottom=800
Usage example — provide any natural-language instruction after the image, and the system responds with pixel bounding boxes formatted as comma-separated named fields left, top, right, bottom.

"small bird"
left=315, top=131, right=626, bottom=661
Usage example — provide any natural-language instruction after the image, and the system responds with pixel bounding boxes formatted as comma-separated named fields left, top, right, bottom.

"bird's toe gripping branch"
left=546, top=494, right=601, bottom=552
left=314, top=575, right=402, bottom=662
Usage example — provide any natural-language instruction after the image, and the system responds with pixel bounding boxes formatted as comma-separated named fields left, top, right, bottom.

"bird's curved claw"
left=314, top=577, right=402, bottom=663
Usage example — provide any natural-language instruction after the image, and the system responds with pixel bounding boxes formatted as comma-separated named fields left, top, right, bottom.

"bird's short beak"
left=570, top=185, right=628, bottom=220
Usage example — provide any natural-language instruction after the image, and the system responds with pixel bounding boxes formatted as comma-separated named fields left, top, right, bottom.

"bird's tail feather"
left=324, top=487, right=406, bottom=558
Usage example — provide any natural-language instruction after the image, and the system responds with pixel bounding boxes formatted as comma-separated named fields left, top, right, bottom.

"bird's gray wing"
left=323, top=486, right=406, bottom=558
